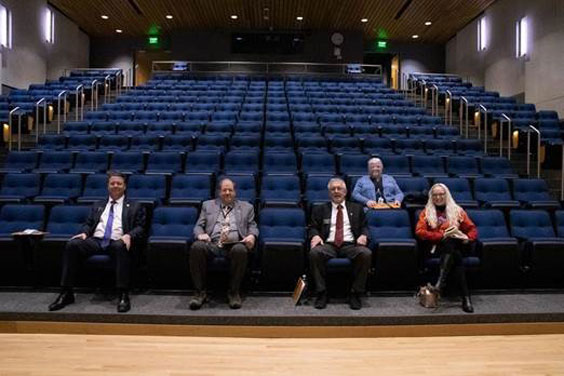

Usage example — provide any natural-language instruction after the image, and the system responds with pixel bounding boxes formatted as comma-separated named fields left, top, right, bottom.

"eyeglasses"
left=432, top=193, right=446, bottom=197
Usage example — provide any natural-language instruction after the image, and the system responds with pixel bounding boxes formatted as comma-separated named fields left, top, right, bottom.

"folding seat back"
left=0, top=173, right=41, bottom=202
left=195, top=134, right=227, bottom=152
left=329, top=136, right=360, bottom=152
left=126, top=174, right=167, bottom=204
left=262, top=151, right=298, bottom=175
left=63, top=122, right=89, bottom=135
left=512, top=179, right=558, bottom=208
left=411, top=155, right=447, bottom=178
left=97, top=135, right=129, bottom=151
left=467, top=209, right=511, bottom=239
left=78, top=174, right=108, bottom=203
left=90, top=122, right=116, bottom=136
left=130, top=134, right=161, bottom=151
left=150, top=206, right=198, bottom=239
left=433, top=177, right=476, bottom=205
left=146, top=152, right=184, bottom=174
left=480, top=157, right=517, bottom=178
left=185, top=150, right=222, bottom=174
left=260, top=175, right=301, bottom=207
left=218, top=174, right=256, bottom=202
left=46, top=205, right=91, bottom=236
left=0, top=204, right=45, bottom=237
left=446, top=156, right=481, bottom=177
left=395, top=177, right=429, bottom=203
left=378, top=155, right=410, bottom=177
left=474, top=178, right=514, bottom=204
left=394, top=138, right=424, bottom=155
left=301, top=151, right=336, bottom=175
left=230, top=134, right=261, bottom=151
left=0, top=151, right=38, bottom=173
left=117, top=123, right=145, bottom=136
left=555, top=210, right=564, bottom=237
left=71, top=151, right=109, bottom=174
left=37, top=134, right=66, bottom=150
left=510, top=210, right=557, bottom=240
left=109, top=151, right=145, bottom=174
left=163, top=134, right=194, bottom=151
left=366, top=209, right=413, bottom=240
left=259, top=207, right=305, bottom=241
left=295, top=135, right=328, bottom=152
left=223, top=151, right=260, bottom=174
left=339, top=153, right=369, bottom=176
left=36, top=151, right=73, bottom=173
left=35, top=173, right=82, bottom=203
left=167, top=174, right=211, bottom=206
left=66, top=134, right=97, bottom=151
left=304, top=175, right=332, bottom=206
left=456, top=139, right=484, bottom=156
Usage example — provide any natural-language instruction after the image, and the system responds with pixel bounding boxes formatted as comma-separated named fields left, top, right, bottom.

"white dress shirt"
left=94, top=196, right=124, bottom=240
left=327, top=201, right=355, bottom=243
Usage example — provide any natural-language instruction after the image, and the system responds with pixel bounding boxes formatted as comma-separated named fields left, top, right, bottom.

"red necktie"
left=334, top=204, right=344, bottom=247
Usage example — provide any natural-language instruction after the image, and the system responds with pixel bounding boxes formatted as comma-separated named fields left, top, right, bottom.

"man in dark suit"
left=48, top=171, right=146, bottom=313
left=308, top=177, right=372, bottom=310
left=188, top=177, right=258, bottom=310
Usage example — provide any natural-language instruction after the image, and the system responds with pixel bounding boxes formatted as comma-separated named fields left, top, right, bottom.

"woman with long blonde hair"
left=415, top=183, right=478, bottom=312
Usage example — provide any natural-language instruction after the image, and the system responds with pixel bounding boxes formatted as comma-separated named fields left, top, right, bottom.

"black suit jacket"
left=80, top=197, right=146, bottom=248
left=308, top=201, right=369, bottom=242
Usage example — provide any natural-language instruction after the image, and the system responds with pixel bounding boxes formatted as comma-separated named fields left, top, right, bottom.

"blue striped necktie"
left=101, top=200, right=117, bottom=248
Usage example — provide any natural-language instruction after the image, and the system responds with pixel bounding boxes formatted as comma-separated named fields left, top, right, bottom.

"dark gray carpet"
left=1, top=291, right=564, bottom=326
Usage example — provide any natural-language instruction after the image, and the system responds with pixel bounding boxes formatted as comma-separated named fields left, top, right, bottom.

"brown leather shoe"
left=189, top=291, right=207, bottom=310
left=228, top=290, right=242, bottom=309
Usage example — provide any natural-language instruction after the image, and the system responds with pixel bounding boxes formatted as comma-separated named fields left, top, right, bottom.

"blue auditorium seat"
left=70, top=151, right=109, bottom=174
left=90, top=122, right=117, bottom=136
left=260, top=175, right=301, bottom=207
left=510, top=209, right=564, bottom=284
left=163, top=134, right=194, bottom=151
left=34, top=151, right=74, bottom=173
left=33, top=173, right=82, bottom=204
left=77, top=174, right=108, bottom=204
left=147, top=206, right=199, bottom=287
left=223, top=151, right=260, bottom=175
left=169, top=174, right=212, bottom=206
left=126, top=174, right=167, bottom=205
left=258, top=207, right=306, bottom=287
left=66, top=134, right=97, bottom=151
left=229, top=134, right=261, bottom=151
left=338, top=153, right=369, bottom=176
left=304, top=175, right=333, bottom=208
left=363, top=136, right=394, bottom=154
left=0, top=173, right=41, bottom=203
left=446, top=156, right=482, bottom=178
left=300, top=151, right=336, bottom=175
left=145, top=152, right=184, bottom=175
left=263, top=151, right=298, bottom=175
left=480, top=157, right=519, bottom=179
left=185, top=150, right=222, bottom=176
left=97, top=134, right=129, bottom=151
left=366, top=209, right=418, bottom=288
left=37, top=134, right=66, bottom=150
left=466, top=209, right=521, bottom=287
left=194, top=133, right=228, bottom=152
left=0, top=151, right=39, bottom=173
left=411, top=155, right=447, bottom=178
left=130, top=134, right=162, bottom=151
left=109, top=151, right=145, bottom=174
left=433, top=177, right=478, bottom=208
left=474, top=178, right=520, bottom=209
left=512, top=179, right=560, bottom=209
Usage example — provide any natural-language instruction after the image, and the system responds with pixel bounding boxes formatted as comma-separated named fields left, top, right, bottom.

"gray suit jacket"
left=194, top=199, right=259, bottom=239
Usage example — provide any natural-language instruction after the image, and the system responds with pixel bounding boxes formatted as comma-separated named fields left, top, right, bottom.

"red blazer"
left=415, top=208, right=478, bottom=244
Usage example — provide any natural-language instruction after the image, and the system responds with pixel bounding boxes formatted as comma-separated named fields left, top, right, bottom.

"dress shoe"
left=462, top=295, right=474, bottom=313
left=228, top=290, right=242, bottom=309
left=349, top=292, right=362, bottom=310
left=48, top=290, right=75, bottom=311
left=117, top=292, right=131, bottom=313
left=189, top=291, right=207, bottom=310
left=314, top=291, right=327, bottom=309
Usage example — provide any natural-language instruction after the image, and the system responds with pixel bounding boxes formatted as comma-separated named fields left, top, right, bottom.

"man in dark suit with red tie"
left=48, top=172, right=146, bottom=313
left=308, top=177, right=372, bottom=310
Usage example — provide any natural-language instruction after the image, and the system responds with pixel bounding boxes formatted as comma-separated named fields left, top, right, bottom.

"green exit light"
left=148, top=36, right=159, bottom=45
left=377, top=40, right=387, bottom=49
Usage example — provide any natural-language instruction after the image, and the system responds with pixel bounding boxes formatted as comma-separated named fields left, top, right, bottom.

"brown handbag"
left=417, top=283, right=439, bottom=308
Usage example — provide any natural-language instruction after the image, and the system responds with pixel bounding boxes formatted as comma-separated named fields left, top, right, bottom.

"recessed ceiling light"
left=166, top=15, right=173, bottom=20
left=116, top=29, right=123, bottom=33
left=230, top=15, right=238, bottom=20
left=361, top=18, right=368, bottom=23
left=101, top=15, right=109, bottom=20
left=412, top=34, right=419, bottom=39
left=425, top=21, right=432, bottom=26
left=296, top=16, right=303, bottom=21
left=236, top=37, right=243, bottom=41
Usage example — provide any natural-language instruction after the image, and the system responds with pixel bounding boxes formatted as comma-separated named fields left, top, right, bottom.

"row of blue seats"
left=0, top=171, right=556, bottom=210
left=2, top=203, right=564, bottom=288
left=1, top=148, right=508, bottom=176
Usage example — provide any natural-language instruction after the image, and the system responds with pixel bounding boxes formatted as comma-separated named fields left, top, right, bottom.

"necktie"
left=219, top=206, right=232, bottom=247
left=334, top=204, right=344, bottom=248
left=101, top=200, right=117, bottom=248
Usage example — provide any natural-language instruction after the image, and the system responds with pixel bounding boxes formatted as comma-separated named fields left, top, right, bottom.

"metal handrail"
left=478, top=104, right=488, bottom=154
left=57, top=90, right=67, bottom=133
left=527, top=125, right=541, bottom=178
left=445, top=90, right=452, bottom=126
left=420, top=80, right=427, bottom=108
left=91, top=80, right=99, bottom=111
left=35, top=98, right=47, bottom=144
left=431, top=84, right=439, bottom=116
left=75, top=84, right=84, bottom=121
left=104, top=75, right=111, bottom=103
left=459, top=96, right=469, bottom=137
left=8, top=107, right=21, bottom=151
left=499, top=113, right=512, bottom=160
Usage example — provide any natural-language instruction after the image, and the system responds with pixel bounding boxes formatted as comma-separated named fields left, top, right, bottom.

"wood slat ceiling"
left=49, top=0, right=496, bottom=43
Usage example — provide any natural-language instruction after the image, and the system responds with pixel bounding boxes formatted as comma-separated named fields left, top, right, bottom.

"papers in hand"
left=12, top=229, right=46, bottom=236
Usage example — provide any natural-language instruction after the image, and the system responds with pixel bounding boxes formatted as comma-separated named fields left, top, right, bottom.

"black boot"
left=462, top=295, right=474, bottom=313
left=433, top=253, right=452, bottom=293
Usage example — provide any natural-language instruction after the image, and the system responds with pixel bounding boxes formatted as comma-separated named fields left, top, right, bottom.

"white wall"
left=446, top=0, right=564, bottom=116
left=0, top=0, right=89, bottom=90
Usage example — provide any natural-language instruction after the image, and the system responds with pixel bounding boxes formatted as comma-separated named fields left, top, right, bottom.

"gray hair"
left=367, top=157, right=383, bottom=166
left=327, top=177, right=347, bottom=190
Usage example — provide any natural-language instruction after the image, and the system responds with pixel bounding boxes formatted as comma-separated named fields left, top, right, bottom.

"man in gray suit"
left=189, top=177, right=258, bottom=310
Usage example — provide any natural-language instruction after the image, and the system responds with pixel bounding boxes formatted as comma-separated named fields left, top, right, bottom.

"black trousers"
left=60, top=237, right=132, bottom=290
left=189, top=240, right=248, bottom=293
left=309, top=242, right=372, bottom=293
left=435, top=237, right=470, bottom=296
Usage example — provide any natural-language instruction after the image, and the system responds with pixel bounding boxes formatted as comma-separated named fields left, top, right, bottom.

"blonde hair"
left=424, top=183, right=463, bottom=229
